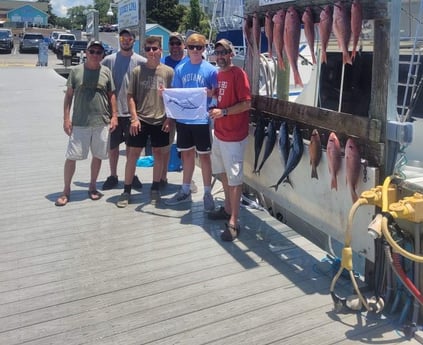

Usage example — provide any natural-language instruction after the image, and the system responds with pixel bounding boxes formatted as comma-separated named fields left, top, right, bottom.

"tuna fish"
left=302, top=7, right=316, bottom=65
left=326, top=132, right=342, bottom=190
left=257, top=119, right=277, bottom=174
left=351, top=0, right=363, bottom=61
left=345, top=137, right=361, bottom=203
left=253, top=117, right=266, bottom=173
left=270, top=126, right=304, bottom=190
left=279, top=121, right=290, bottom=167
left=333, top=1, right=352, bottom=65
left=265, top=11, right=274, bottom=57
left=284, top=6, right=303, bottom=87
left=272, top=9, right=286, bottom=70
left=319, top=5, right=333, bottom=64
left=309, top=129, right=322, bottom=179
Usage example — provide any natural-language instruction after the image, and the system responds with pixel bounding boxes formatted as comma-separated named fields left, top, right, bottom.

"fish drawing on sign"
left=345, top=137, right=361, bottom=203
left=166, top=97, right=200, bottom=111
left=319, top=5, right=333, bottom=64
left=309, top=129, right=322, bottom=179
left=327, top=132, right=342, bottom=190
left=256, top=119, right=277, bottom=174
left=270, top=126, right=304, bottom=190
left=253, top=117, right=266, bottom=173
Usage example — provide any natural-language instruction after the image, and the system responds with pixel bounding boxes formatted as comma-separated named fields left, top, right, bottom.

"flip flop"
left=88, top=190, right=104, bottom=201
left=55, top=194, right=69, bottom=207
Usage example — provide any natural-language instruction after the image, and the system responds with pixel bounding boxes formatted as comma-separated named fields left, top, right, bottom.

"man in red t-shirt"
left=208, top=39, right=251, bottom=241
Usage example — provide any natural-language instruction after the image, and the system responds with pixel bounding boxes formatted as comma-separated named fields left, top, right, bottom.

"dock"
left=0, top=67, right=418, bottom=344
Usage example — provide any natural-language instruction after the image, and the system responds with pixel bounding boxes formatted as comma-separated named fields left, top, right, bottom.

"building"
left=0, top=0, right=49, bottom=28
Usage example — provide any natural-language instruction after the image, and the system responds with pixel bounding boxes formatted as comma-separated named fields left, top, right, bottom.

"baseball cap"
left=87, top=40, right=104, bottom=50
left=214, top=39, right=235, bottom=53
left=119, top=28, right=135, bottom=38
left=169, top=32, right=184, bottom=43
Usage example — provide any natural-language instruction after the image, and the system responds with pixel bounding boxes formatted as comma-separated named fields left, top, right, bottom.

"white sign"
left=118, top=0, right=139, bottom=28
left=163, top=88, right=208, bottom=120
left=259, top=0, right=292, bottom=6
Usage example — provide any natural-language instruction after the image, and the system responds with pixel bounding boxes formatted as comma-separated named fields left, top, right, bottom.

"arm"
left=108, top=91, right=118, bottom=132
left=127, top=92, right=140, bottom=135
left=63, top=87, right=74, bottom=136
left=209, top=100, right=251, bottom=119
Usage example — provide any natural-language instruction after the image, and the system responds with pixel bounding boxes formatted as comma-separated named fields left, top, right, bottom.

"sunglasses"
left=169, top=41, right=182, bottom=46
left=120, top=36, right=133, bottom=42
left=187, top=45, right=204, bottom=51
left=88, top=49, right=103, bottom=55
left=214, top=49, right=229, bottom=56
left=144, top=46, right=160, bottom=52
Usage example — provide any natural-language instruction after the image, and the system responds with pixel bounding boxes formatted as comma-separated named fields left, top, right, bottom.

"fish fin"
left=311, top=168, right=318, bottom=179
left=284, top=176, right=293, bottom=188
left=331, top=176, right=338, bottom=190
left=343, top=51, right=352, bottom=65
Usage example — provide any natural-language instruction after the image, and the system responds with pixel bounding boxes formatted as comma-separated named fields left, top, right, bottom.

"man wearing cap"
left=164, top=33, right=217, bottom=212
left=208, top=39, right=251, bottom=241
left=55, top=40, right=118, bottom=206
left=101, top=28, right=147, bottom=191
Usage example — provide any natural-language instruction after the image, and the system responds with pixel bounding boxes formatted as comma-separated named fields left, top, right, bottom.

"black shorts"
left=110, top=117, right=130, bottom=150
left=176, top=122, right=212, bottom=153
left=127, top=120, right=169, bottom=148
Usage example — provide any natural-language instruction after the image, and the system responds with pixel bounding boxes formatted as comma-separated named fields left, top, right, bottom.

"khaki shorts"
left=65, top=125, right=110, bottom=160
left=211, top=135, right=247, bottom=186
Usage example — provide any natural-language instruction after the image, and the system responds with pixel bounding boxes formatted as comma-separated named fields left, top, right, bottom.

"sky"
left=25, top=0, right=94, bottom=18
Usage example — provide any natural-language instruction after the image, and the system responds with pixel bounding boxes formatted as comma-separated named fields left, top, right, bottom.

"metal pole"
left=138, top=0, right=146, bottom=55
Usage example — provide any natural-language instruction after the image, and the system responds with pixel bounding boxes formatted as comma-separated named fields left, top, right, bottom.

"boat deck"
left=0, top=67, right=419, bottom=344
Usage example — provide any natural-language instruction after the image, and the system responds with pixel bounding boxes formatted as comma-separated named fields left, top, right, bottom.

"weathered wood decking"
left=0, top=67, right=418, bottom=344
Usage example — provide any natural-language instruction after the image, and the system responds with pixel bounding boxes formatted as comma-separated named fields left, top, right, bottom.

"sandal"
left=88, top=190, right=104, bottom=201
left=220, top=223, right=240, bottom=242
left=55, top=194, right=70, bottom=207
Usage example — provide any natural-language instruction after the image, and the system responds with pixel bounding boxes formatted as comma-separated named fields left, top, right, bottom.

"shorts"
left=176, top=122, right=212, bottom=154
left=126, top=120, right=169, bottom=148
left=110, top=117, right=130, bottom=150
left=211, top=135, right=247, bottom=186
left=65, top=125, right=110, bottom=160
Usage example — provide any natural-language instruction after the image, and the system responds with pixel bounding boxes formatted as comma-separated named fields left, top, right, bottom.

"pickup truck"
left=56, top=40, right=88, bottom=64
left=53, top=33, right=76, bottom=53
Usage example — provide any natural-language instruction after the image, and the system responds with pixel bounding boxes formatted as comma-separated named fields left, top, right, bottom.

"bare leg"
left=63, top=158, right=76, bottom=195
left=108, top=146, right=119, bottom=177
left=124, top=146, right=143, bottom=185
left=181, top=148, right=195, bottom=185
left=161, top=150, right=170, bottom=181
left=152, top=147, right=164, bottom=183
left=198, top=153, right=212, bottom=188
left=89, top=157, right=102, bottom=191
left=228, top=184, right=242, bottom=227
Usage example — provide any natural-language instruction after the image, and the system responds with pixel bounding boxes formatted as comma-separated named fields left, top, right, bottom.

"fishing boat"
left=220, top=0, right=423, bottom=335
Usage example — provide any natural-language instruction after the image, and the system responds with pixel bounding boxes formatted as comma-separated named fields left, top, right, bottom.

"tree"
left=146, top=0, right=181, bottom=32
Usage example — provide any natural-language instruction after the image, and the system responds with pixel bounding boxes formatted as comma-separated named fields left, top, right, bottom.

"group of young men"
left=55, top=28, right=251, bottom=242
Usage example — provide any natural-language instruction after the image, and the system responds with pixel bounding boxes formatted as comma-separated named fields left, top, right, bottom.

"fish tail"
left=269, top=184, right=279, bottom=191
left=351, top=189, right=358, bottom=203
left=343, top=51, right=352, bottom=65
left=277, top=57, right=285, bottom=70
left=293, top=70, right=304, bottom=87
left=284, top=176, right=293, bottom=188
left=331, top=176, right=338, bottom=190
left=311, top=168, right=318, bottom=179
left=321, top=50, right=327, bottom=64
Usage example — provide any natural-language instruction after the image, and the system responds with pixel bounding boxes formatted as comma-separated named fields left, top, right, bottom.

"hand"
left=110, top=117, right=118, bottom=132
left=208, top=108, right=224, bottom=120
left=63, top=119, right=72, bottom=136
left=129, top=118, right=140, bottom=136
left=162, top=118, right=174, bottom=133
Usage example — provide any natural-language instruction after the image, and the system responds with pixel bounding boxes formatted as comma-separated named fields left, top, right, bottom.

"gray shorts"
left=211, top=135, right=247, bottom=186
left=65, top=125, right=110, bottom=160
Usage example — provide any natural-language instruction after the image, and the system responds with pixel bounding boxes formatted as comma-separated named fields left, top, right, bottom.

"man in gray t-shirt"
left=101, top=28, right=146, bottom=191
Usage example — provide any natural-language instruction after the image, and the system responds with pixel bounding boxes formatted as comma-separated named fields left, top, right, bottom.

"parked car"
left=19, top=33, right=44, bottom=53
left=56, top=40, right=88, bottom=64
left=49, top=31, right=66, bottom=50
left=103, top=42, right=117, bottom=56
left=53, top=33, right=76, bottom=53
left=0, top=29, right=13, bottom=54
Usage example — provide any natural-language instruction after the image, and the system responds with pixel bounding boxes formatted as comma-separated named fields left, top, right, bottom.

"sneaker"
left=102, top=175, right=118, bottom=190
left=150, top=189, right=161, bottom=205
left=190, top=180, right=198, bottom=193
left=132, top=175, right=143, bottom=190
left=165, top=188, right=192, bottom=205
left=208, top=206, right=231, bottom=220
left=203, top=192, right=215, bottom=212
left=159, top=178, right=168, bottom=189
left=116, top=192, right=130, bottom=208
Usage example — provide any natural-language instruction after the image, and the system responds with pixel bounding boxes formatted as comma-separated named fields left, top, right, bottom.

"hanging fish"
left=278, top=121, right=290, bottom=167
left=265, top=11, right=274, bottom=57
left=333, top=1, right=352, bottom=65
left=253, top=117, right=266, bottom=173
left=270, top=126, right=304, bottom=190
left=327, top=132, right=342, bottom=190
left=272, top=9, right=286, bottom=70
left=319, top=5, right=333, bottom=64
left=252, top=12, right=261, bottom=55
left=351, top=0, right=363, bottom=61
left=345, top=137, right=361, bottom=202
left=302, top=7, right=316, bottom=65
left=257, top=119, right=277, bottom=174
left=284, top=6, right=303, bottom=87
left=309, top=129, right=322, bottom=179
